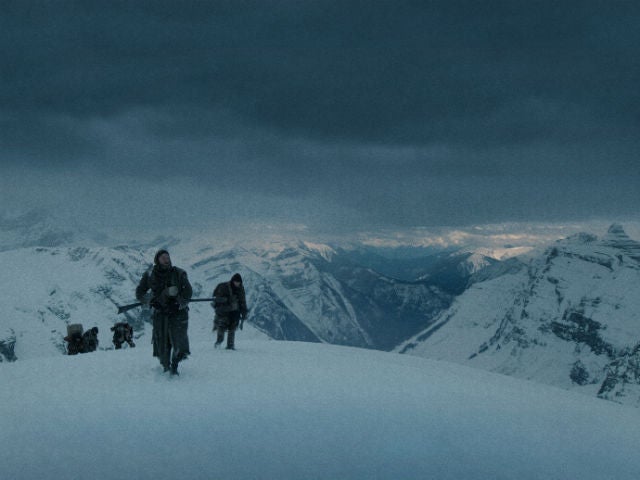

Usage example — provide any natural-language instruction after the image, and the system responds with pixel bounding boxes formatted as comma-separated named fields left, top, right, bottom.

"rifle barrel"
left=116, top=298, right=215, bottom=314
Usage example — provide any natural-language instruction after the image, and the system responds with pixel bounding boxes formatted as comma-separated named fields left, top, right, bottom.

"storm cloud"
left=1, top=1, right=639, bottom=233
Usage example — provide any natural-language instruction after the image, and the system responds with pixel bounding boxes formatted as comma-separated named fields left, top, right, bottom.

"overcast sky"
left=1, top=1, right=639, bottom=240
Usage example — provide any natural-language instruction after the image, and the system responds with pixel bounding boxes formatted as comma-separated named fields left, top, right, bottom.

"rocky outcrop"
left=598, top=343, right=640, bottom=403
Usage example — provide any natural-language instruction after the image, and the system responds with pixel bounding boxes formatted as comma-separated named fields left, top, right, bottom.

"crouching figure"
left=111, top=322, right=136, bottom=349
left=64, top=324, right=99, bottom=355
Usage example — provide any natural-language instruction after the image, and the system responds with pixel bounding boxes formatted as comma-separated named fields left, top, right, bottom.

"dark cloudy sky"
left=2, top=1, right=639, bottom=237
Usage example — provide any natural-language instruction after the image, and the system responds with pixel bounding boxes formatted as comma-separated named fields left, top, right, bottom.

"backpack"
left=65, top=324, right=85, bottom=355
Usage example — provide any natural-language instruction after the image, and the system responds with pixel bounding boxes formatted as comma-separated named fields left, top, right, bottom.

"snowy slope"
left=1, top=245, right=151, bottom=359
left=2, top=339, right=640, bottom=480
left=398, top=224, right=640, bottom=405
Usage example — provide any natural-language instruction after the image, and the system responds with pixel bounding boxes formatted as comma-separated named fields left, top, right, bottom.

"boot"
left=226, top=330, right=235, bottom=350
left=170, top=361, right=179, bottom=376
left=215, top=329, right=224, bottom=348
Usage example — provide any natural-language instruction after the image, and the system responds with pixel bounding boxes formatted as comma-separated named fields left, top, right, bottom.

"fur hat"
left=231, top=273, right=243, bottom=284
left=154, top=249, right=170, bottom=264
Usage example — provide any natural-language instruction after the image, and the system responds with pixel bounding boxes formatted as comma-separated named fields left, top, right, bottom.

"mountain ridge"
left=398, top=224, right=640, bottom=406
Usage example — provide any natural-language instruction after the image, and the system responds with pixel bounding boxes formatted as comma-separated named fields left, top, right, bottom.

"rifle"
left=117, top=298, right=215, bottom=315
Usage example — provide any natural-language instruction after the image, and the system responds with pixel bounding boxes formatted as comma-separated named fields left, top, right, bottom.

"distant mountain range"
left=398, top=224, right=640, bottom=406
left=3, top=215, right=640, bottom=406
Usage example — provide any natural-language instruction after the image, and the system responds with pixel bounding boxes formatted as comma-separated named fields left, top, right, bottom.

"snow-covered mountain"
left=414, top=250, right=499, bottom=294
left=1, top=239, right=458, bottom=361
left=398, top=224, right=640, bottom=406
left=336, top=245, right=498, bottom=295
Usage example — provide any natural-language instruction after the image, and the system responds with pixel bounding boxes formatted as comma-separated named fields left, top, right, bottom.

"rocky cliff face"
left=398, top=224, right=640, bottom=406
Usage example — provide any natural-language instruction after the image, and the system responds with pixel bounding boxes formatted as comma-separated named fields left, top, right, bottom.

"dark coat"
left=136, top=265, right=193, bottom=368
left=82, top=327, right=99, bottom=352
left=213, top=281, right=248, bottom=330
left=136, top=265, right=193, bottom=313
left=65, top=332, right=84, bottom=355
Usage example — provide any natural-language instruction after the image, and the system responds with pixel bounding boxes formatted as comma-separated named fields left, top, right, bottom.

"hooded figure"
left=136, top=249, right=192, bottom=374
left=82, top=327, right=99, bottom=352
left=212, top=273, right=248, bottom=350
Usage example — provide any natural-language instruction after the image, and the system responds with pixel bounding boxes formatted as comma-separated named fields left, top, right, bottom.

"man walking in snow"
left=212, top=273, right=248, bottom=350
left=136, top=249, right=192, bottom=375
